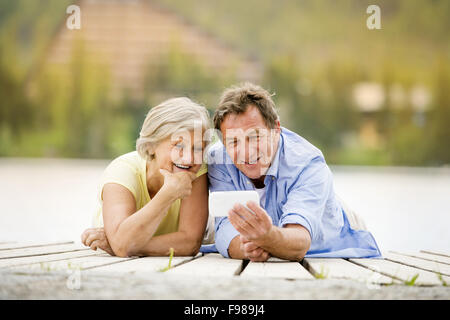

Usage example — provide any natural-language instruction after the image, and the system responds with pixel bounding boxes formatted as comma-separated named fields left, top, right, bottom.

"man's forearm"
left=257, top=225, right=310, bottom=261
left=227, top=236, right=246, bottom=259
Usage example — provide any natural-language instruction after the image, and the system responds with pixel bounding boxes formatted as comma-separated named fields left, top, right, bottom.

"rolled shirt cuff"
left=214, top=217, right=240, bottom=258
left=279, top=212, right=313, bottom=240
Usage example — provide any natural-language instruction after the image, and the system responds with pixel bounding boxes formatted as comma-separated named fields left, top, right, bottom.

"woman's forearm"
left=137, top=230, right=202, bottom=256
left=113, top=187, right=176, bottom=256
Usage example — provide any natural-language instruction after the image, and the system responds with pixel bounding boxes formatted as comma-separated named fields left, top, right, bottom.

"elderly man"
left=202, top=82, right=381, bottom=261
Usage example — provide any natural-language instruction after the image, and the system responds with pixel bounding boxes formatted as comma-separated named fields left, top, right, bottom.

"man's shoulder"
left=281, top=127, right=324, bottom=163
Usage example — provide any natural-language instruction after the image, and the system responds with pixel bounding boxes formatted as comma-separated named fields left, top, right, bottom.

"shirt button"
left=246, top=181, right=250, bottom=184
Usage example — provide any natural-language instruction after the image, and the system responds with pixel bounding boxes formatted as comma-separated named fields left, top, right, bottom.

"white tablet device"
left=209, top=190, right=260, bottom=217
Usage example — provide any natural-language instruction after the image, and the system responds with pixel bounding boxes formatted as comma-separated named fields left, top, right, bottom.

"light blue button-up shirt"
left=200, top=127, right=382, bottom=259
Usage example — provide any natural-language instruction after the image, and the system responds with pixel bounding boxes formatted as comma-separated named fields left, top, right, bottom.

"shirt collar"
left=265, top=130, right=283, bottom=179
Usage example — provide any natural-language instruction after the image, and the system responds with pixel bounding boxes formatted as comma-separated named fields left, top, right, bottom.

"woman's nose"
left=180, top=148, right=194, bottom=164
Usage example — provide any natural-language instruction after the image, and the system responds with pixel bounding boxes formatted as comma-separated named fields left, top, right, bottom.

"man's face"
left=220, top=105, right=280, bottom=180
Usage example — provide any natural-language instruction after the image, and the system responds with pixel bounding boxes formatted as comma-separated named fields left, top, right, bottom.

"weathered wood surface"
left=0, top=241, right=73, bottom=251
left=0, top=249, right=103, bottom=268
left=0, top=241, right=448, bottom=290
left=86, top=254, right=199, bottom=274
left=241, top=260, right=314, bottom=280
left=421, top=249, right=450, bottom=259
left=384, top=251, right=450, bottom=277
left=0, top=243, right=89, bottom=259
left=392, top=251, right=450, bottom=266
left=11, top=253, right=135, bottom=272
left=167, top=253, right=244, bottom=277
left=349, top=257, right=450, bottom=286
left=303, top=258, right=397, bottom=284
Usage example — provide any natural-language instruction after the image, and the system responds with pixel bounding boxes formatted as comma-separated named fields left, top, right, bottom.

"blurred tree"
left=263, top=55, right=360, bottom=161
left=144, top=41, right=235, bottom=113
left=425, top=58, right=450, bottom=165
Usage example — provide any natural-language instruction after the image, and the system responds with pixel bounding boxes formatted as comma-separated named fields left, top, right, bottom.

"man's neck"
left=249, top=132, right=280, bottom=189
left=250, top=176, right=266, bottom=189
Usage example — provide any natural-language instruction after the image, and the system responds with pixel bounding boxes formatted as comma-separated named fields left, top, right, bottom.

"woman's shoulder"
left=101, top=151, right=145, bottom=195
left=106, top=151, right=144, bottom=174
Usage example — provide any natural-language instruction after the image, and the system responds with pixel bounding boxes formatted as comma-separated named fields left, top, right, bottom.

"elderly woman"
left=81, top=97, right=211, bottom=257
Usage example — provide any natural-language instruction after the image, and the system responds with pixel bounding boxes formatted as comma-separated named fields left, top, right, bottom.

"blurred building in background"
left=36, top=0, right=261, bottom=102
left=0, top=0, right=449, bottom=165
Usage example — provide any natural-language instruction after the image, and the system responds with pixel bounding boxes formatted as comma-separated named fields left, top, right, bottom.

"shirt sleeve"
left=207, top=159, right=240, bottom=257
left=99, top=158, right=140, bottom=201
left=279, top=156, right=333, bottom=243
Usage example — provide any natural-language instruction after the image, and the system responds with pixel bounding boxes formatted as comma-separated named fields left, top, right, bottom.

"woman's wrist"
left=158, top=184, right=178, bottom=203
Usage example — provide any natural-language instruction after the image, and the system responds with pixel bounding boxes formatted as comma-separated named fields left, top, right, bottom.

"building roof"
left=42, top=0, right=262, bottom=100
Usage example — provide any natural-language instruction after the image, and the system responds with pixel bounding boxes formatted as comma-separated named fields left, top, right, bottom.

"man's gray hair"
left=213, top=82, right=279, bottom=130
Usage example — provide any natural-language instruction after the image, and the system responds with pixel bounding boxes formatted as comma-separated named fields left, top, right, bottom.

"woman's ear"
left=145, top=143, right=156, bottom=160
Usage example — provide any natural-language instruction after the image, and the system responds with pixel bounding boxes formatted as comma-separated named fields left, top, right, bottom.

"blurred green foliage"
left=0, top=0, right=449, bottom=165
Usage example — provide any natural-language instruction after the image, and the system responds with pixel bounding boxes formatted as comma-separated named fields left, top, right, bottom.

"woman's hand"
left=81, top=227, right=115, bottom=256
left=159, top=169, right=198, bottom=200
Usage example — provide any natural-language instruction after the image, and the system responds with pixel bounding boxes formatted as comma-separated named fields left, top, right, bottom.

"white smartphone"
left=209, top=190, right=260, bottom=217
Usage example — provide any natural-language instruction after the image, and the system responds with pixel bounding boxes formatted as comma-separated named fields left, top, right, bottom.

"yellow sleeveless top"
left=92, top=151, right=207, bottom=236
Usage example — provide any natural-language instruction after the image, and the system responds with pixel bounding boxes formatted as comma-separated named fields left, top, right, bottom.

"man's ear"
left=274, top=120, right=281, bottom=132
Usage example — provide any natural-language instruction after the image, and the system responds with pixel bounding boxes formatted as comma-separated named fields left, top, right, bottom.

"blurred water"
left=0, top=158, right=449, bottom=253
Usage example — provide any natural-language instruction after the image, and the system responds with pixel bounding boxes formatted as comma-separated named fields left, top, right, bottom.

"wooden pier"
left=0, top=241, right=449, bottom=299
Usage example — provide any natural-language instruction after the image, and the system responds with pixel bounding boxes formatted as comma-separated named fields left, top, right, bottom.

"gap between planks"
left=0, top=243, right=92, bottom=260
left=391, top=251, right=450, bottom=266
left=303, top=257, right=397, bottom=285
left=85, top=252, right=202, bottom=273
left=165, top=253, right=246, bottom=277
left=241, top=259, right=314, bottom=280
left=348, top=257, right=449, bottom=286
left=0, top=241, right=74, bottom=251
left=421, top=250, right=450, bottom=259
left=383, top=251, right=450, bottom=277
left=0, top=249, right=105, bottom=269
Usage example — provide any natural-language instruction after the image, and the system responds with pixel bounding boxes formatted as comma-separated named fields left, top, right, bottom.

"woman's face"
left=152, top=129, right=205, bottom=174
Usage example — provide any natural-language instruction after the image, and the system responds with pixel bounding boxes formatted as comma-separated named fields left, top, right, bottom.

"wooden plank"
left=421, top=250, right=450, bottom=259
left=10, top=253, right=135, bottom=272
left=303, top=258, right=395, bottom=284
left=266, top=257, right=289, bottom=262
left=0, top=243, right=89, bottom=259
left=0, top=241, right=73, bottom=251
left=0, top=249, right=104, bottom=269
left=167, top=253, right=243, bottom=277
left=349, top=258, right=450, bottom=286
left=384, top=251, right=450, bottom=277
left=241, top=261, right=314, bottom=280
left=86, top=254, right=199, bottom=274
left=0, top=241, right=16, bottom=246
left=393, top=251, right=450, bottom=266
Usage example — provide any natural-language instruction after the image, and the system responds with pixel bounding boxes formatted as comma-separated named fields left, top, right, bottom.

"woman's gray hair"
left=136, top=97, right=210, bottom=160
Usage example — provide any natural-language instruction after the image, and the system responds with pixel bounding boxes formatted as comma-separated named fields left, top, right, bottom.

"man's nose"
left=236, top=143, right=258, bottom=163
